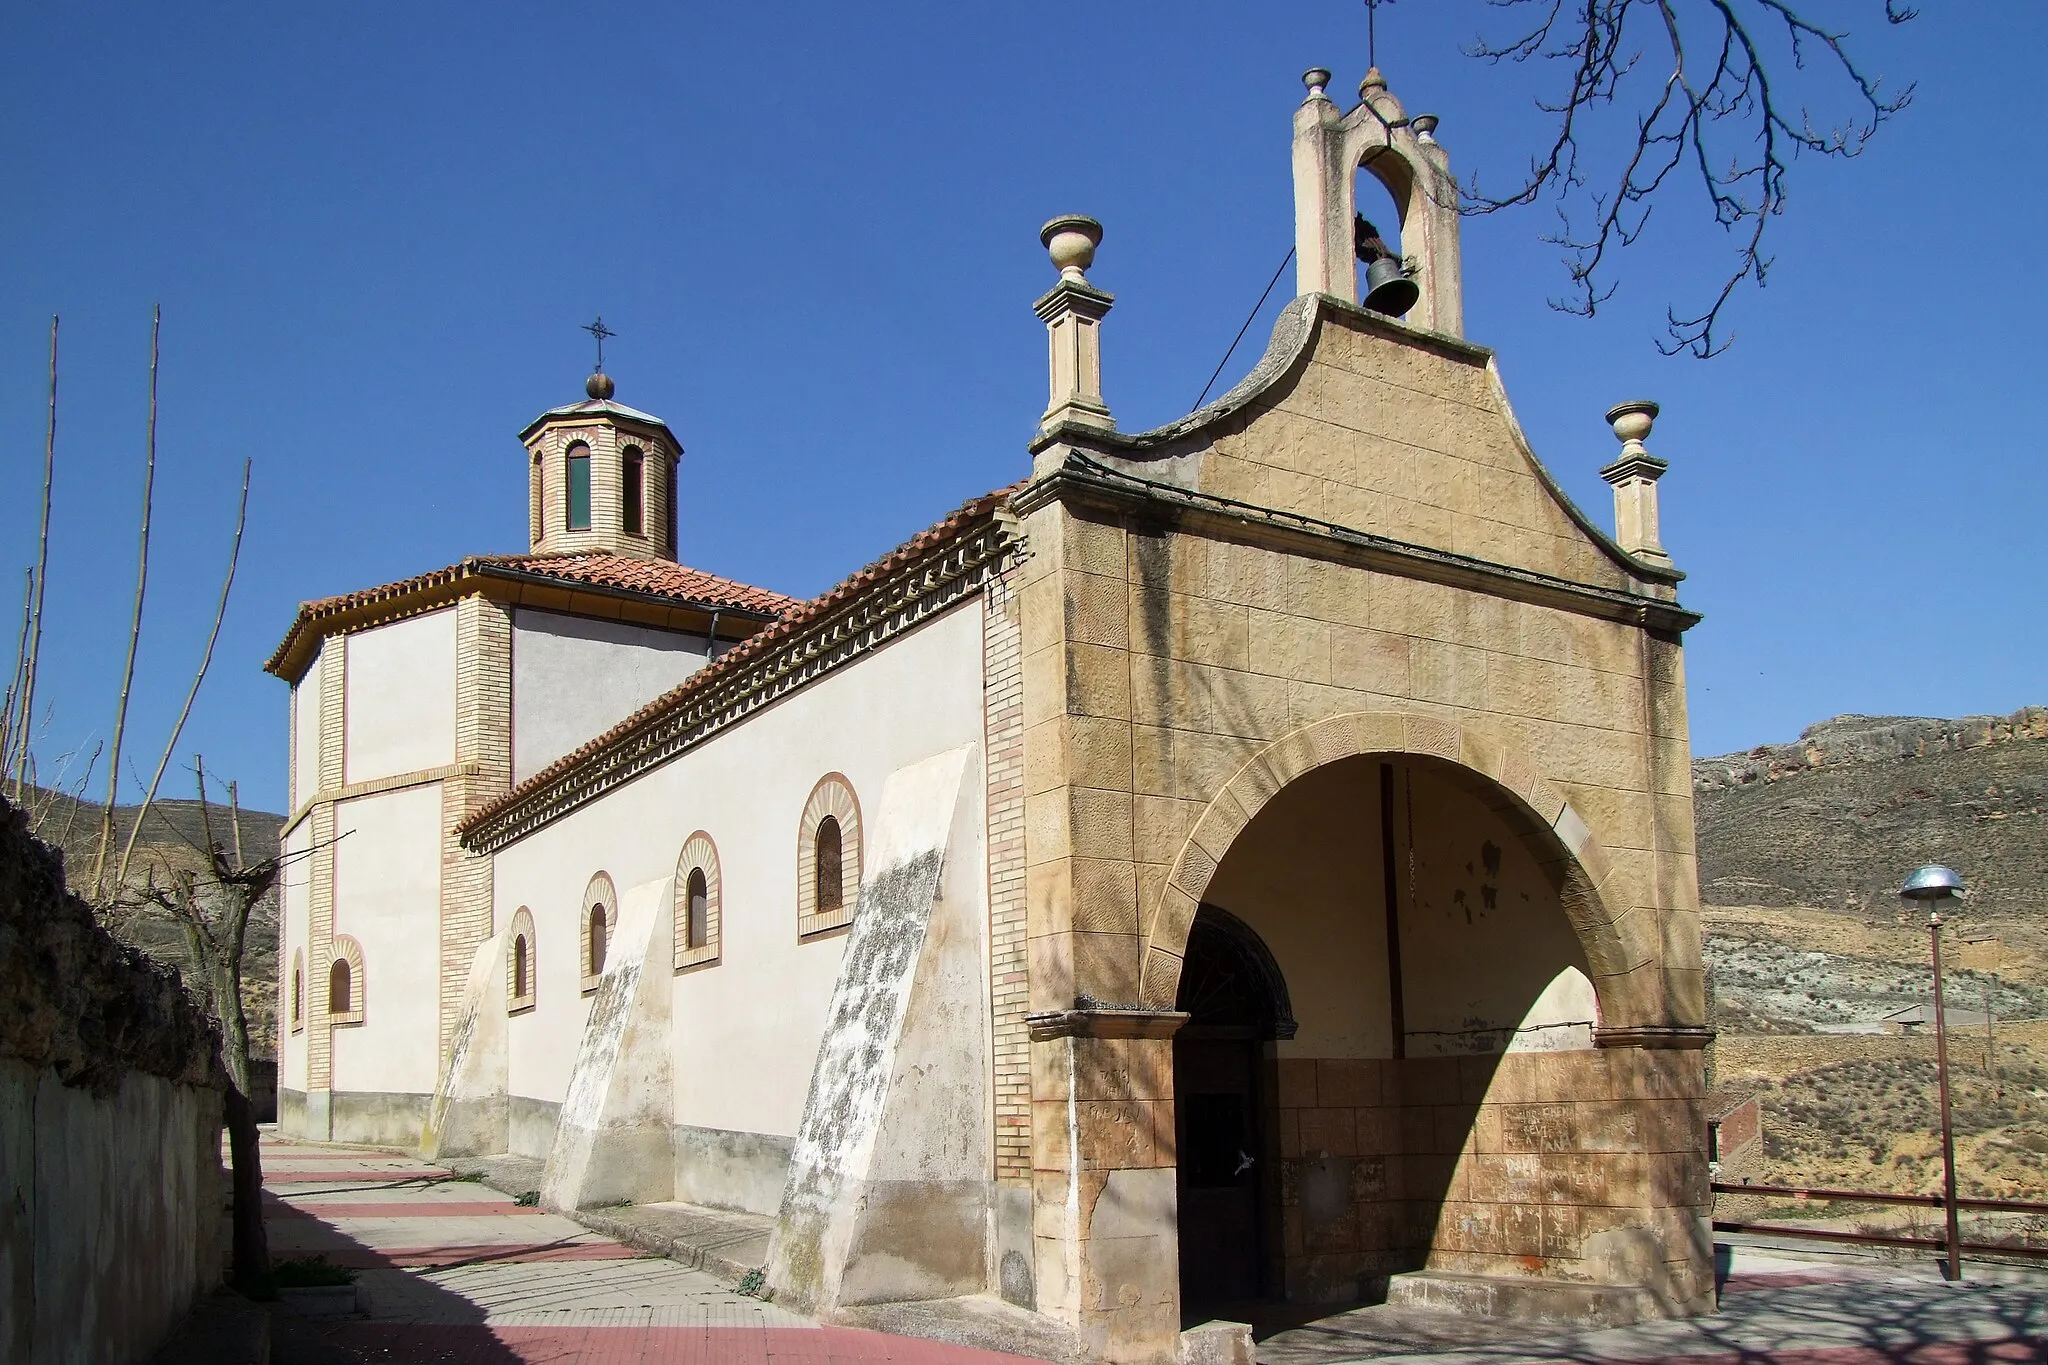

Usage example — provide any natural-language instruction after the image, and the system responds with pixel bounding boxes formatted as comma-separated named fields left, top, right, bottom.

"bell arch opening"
left=1166, top=750, right=1610, bottom=1311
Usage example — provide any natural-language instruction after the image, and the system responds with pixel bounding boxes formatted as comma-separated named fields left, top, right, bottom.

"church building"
left=269, top=65, right=1712, bottom=1364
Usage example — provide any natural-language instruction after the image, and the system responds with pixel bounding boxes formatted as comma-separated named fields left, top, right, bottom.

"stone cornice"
left=1027, top=1008, right=1191, bottom=1042
left=281, top=760, right=484, bottom=835
left=1594, top=1025, right=1715, bottom=1050
left=460, top=511, right=1018, bottom=854
left=1014, top=455, right=1702, bottom=636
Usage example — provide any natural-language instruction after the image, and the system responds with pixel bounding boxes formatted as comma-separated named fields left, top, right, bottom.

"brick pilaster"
left=440, top=594, right=513, bottom=1056
left=983, top=573, right=1030, bottom=1186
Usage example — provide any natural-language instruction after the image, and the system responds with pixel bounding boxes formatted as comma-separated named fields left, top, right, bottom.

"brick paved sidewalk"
left=260, top=1134, right=1048, bottom=1364
left=261, top=1135, right=2045, bottom=1365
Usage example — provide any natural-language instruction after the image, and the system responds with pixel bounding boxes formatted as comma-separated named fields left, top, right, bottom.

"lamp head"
left=1901, top=864, right=1965, bottom=919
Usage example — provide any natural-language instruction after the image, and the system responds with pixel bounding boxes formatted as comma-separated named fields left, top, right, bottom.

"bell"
left=1362, top=256, right=1420, bottom=317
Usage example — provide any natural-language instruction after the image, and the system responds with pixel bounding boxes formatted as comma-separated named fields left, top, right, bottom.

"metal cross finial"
left=582, top=316, right=617, bottom=373
left=1366, top=0, right=1393, bottom=70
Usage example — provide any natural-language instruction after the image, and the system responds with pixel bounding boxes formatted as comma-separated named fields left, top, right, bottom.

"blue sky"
left=2, top=2, right=2041, bottom=815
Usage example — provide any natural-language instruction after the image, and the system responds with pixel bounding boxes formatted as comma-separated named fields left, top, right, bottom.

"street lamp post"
left=1902, top=864, right=1966, bottom=1282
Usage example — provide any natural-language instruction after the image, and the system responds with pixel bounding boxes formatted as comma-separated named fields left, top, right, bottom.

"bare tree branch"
left=1462, top=0, right=1913, bottom=355
left=3, top=567, right=30, bottom=780
left=94, top=306, right=160, bottom=898
left=11, top=317, right=57, bottom=802
left=115, top=459, right=250, bottom=897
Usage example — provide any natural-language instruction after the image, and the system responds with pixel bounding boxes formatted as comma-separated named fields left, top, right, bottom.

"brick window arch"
left=675, top=832, right=722, bottom=970
left=328, top=935, right=365, bottom=1026
left=290, top=949, right=305, bottom=1034
left=581, top=873, right=616, bottom=994
left=507, top=906, right=537, bottom=1014
left=797, top=774, right=861, bottom=939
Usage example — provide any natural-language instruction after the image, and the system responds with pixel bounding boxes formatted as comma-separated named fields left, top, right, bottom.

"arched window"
left=290, top=950, right=305, bottom=1033
left=506, top=906, right=537, bottom=1014
left=675, top=832, right=721, bottom=970
left=580, top=873, right=617, bottom=994
left=565, top=441, right=592, bottom=531
left=665, top=455, right=679, bottom=555
left=329, top=959, right=352, bottom=1015
left=797, top=774, right=861, bottom=938
left=327, top=935, right=365, bottom=1026
left=815, top=818, right=843, bottom=913
left=687, top=869, right=709, bottom=948
left=622, top=446, right=645, bottom=536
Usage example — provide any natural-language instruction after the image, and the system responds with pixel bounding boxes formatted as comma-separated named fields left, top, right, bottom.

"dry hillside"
left=22, top=788, right=281, bottom=1060
left=1694, top=707, right=2048, bottom=1198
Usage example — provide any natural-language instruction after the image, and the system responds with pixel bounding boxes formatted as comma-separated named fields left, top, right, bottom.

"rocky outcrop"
left=1694, top=707, right=2048, bottom=792
left=1691, top=706, right=2048, bottom=915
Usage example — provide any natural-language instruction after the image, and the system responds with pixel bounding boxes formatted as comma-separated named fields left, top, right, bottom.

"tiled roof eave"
left=263, top=555, right=794, bottom=682
left=458, top=487, right=1022, bottom=854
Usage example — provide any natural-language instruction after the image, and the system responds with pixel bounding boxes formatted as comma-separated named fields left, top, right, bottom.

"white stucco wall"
left=492, top=601, right=988, bottom=1142
left=511, top=608, right=711, bottom=783
left=344, top=609, right=456, bottom=784
left=332, top=783, right=443, bottom=1096
left=291, top=647, right=323, bottom=808
left=278, top=820, right=310, bottom=1093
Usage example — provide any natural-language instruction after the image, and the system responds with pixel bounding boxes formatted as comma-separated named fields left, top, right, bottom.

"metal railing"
left=1712, top=1181, right=2048, bottom=1266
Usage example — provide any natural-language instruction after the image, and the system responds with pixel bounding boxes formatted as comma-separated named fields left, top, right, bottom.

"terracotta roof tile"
left=478, top=553, right=798, bottom=616
left=266, top=552, right=796, bottom=678
left=457, top=484, right=1019, bottom=843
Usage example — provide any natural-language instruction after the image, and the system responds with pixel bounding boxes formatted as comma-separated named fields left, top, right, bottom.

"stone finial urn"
left=1040, top=215, right=1103, bottom=282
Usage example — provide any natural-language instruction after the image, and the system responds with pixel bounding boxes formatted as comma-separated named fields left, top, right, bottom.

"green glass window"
left=622, top=446, right=644, bottom=535
left=566, top=443, right=592, bottom=531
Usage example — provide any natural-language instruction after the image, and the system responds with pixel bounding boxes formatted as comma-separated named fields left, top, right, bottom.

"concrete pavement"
left=259, top=1135, right=2045, bottom=1364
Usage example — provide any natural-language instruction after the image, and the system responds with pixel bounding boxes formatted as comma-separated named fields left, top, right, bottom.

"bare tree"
left=131, top=760, right=278, bottom=1096
left=115, top=459, right=249, bottom=897
left=92, top=306, right=159, bottom=897
left=1460, top=0, right=1915, bottom=355
left=5, top=317, right=57, bottom=800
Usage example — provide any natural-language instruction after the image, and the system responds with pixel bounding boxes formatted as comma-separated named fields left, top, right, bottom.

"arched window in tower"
left=622, top=446, right=645, bottom=536
left=815, top=818, right=843, bottom=915
left=666, top=455, right=679, bottom=556
left=565, top=442, right=592, bottom=531
left=290, top=951, right=304, bottom=1033
left=514, top=934, right=529, bottom=997
left=329, top=958, right=352, bottom=1016
left=588, top=906, right=607, bottom=977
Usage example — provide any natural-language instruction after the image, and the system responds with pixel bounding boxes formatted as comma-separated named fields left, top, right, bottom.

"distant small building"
left=1883, top=1003, right=1991, bottom=1034
left=1706, top=1093, right=1762, bottom=1170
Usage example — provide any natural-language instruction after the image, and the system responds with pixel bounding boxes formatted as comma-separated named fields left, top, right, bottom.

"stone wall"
left=1275, top=1051, right=1707, bottom=1310
left=0, top=793, right=229, bottom=1365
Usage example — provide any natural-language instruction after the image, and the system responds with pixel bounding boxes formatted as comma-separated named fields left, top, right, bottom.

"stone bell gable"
left=1009, top=70, right=1708, bottom=1359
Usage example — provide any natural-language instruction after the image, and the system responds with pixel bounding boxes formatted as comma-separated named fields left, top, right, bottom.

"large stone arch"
left=1138, top=710, right=1658, bottom=1025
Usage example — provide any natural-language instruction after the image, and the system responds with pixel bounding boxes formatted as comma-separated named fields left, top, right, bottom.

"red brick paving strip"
left=329, top=1325, right=1053, bottom=1365
left=265, top=1199, right=552, bottom=1217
